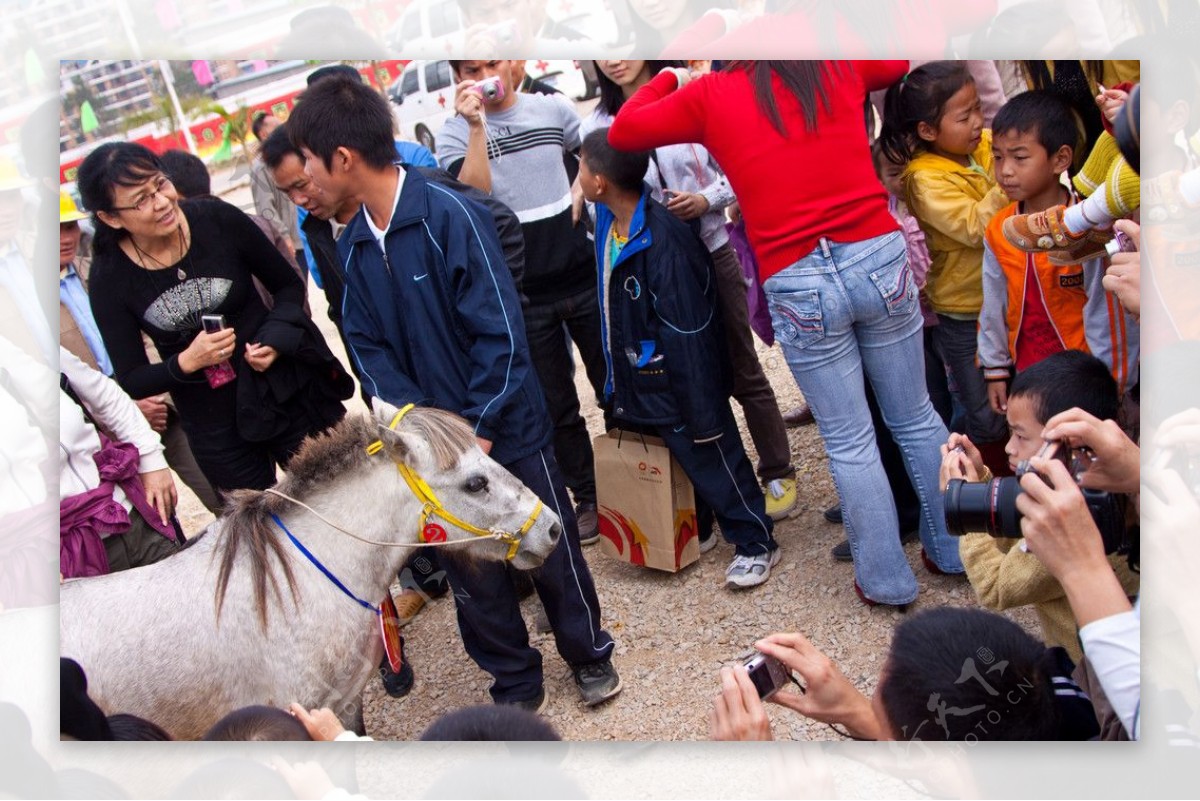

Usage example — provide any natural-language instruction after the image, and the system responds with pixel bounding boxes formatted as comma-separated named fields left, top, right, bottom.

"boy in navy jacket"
left=579, top=129, right=781, bottom=589
left=287, top=76, right=620, bottom=711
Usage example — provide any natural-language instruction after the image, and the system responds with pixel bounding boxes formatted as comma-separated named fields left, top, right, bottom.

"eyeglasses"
left=111, top=175, right=174, bottom=213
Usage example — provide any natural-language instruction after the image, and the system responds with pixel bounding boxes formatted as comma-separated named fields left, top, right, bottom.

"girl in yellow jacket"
left=880, top=61, right=1010, bottom=468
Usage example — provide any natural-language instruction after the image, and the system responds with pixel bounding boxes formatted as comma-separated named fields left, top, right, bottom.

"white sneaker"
left=725, top=548, right=782, bottom=589
left=698, top=531, right=719, bottom=554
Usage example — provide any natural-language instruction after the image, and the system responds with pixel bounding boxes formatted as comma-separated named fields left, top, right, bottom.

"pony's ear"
left=371, top=398, right=434, bottom=471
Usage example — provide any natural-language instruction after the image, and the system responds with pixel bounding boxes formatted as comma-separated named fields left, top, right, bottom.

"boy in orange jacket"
left=978, top=90, right=1138, bottom=414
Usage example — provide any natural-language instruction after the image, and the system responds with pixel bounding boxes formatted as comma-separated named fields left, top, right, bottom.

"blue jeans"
left=763, top=232, right=963, bottom=604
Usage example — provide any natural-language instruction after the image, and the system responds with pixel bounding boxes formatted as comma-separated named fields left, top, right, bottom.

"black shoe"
left=574, top=659, right=622, bottom=706
left=576, top=502, right=599, bottom=546
left=498, top=687, right=548, bottom=714
left=379, top=653, right=414, bottom=699
left=824, top=504, right=843, bottom=524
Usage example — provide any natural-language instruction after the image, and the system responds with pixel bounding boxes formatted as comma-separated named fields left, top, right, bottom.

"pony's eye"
left=464, top=475, right=489, bottom=493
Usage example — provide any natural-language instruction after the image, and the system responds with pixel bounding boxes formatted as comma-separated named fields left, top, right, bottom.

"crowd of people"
left=54, top=57, right=1153, bottom=742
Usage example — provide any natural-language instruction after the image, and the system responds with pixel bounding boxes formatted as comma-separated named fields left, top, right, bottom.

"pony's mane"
left=212, top=408, right=476, bottom=630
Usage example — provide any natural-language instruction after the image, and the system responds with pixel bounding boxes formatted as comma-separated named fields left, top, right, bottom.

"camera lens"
left=944, top=477, right=1023, bottom=538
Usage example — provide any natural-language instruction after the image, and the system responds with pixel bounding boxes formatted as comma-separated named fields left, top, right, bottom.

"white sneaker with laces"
left=725, top=548, right=782, bottom=589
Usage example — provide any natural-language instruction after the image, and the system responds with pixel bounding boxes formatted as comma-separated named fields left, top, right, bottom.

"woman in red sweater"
left=610, top=61, right=963, bottom=608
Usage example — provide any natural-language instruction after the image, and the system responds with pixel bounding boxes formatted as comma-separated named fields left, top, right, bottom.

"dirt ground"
left=173, top=230, right=1038, bottom=740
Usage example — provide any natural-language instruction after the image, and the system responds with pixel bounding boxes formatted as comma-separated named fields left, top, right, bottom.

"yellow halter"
left=365, top=404, right=543, bottom=560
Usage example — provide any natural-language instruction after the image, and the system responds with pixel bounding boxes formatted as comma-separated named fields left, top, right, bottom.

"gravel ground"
left=175, top=281, right=1039, bottom=742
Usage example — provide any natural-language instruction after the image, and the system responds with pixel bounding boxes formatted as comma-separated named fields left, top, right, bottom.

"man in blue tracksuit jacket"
left=287, top=76, right=619, bottom=710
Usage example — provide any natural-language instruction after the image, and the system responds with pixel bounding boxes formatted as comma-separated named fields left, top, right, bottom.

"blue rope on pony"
left=271, top=513, right=380, bottom=615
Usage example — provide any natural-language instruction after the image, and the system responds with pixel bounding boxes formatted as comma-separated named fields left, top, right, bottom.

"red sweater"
left=609, top=62, right=907, bottom=282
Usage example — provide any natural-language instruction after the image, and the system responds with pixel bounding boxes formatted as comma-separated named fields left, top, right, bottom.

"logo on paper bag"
left=598, top=506, right=650, bottom=566
left=674, top=508, right=698, bottom=567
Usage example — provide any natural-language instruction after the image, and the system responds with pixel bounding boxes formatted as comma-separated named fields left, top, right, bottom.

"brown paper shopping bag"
left=593, top=429, right=700, bottom=572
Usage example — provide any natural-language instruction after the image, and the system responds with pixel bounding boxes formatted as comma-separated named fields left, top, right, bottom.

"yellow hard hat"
left=0, top=154, right=32, bottom=193
left=60, top=190, right=88, bottom=223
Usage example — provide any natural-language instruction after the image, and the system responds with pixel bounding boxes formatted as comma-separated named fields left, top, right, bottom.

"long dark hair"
left=877, top=61, right=973, bottom=164
left=594, top=61, right=684, bottom=118
left=76, top=141, right=164, bottom=250
left=723, top=60, right=838, bottom=137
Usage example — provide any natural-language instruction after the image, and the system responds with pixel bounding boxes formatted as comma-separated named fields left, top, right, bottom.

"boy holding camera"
left=979, top=91, right=1139, bottom=417
left=439, top=60, right=608, bottom=545
left=578, top=129, right=781, bottom=589
left=940, top=350, right=1138, bottom=661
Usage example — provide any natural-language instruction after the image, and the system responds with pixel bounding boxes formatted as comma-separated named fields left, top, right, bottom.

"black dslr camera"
left=943, top=440, right=1128, bottom=554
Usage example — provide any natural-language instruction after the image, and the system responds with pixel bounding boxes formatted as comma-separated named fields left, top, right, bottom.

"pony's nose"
left=548, top=522, right=562, bottom=546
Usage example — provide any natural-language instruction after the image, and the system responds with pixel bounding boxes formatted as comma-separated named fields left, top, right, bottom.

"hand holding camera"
left=939, top=433, right=984, bottom=491
left=1103, top=219, right=1140, bottom=319
left=709, top=664, right=774, bottom=741
left=454, top=79, right=486, bottom=127
left=754, top=633, right=883, bottom=740
left=1041, top=408, right=1140, bottom=495
left=1016, top=455, right=1134, bottom=627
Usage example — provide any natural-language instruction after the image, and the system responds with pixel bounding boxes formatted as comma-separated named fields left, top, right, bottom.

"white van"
left=389, top=60, right=457, bottom=154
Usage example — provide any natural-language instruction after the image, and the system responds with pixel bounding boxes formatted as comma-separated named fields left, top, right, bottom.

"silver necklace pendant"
left=177, top=267, right=187, bottom=281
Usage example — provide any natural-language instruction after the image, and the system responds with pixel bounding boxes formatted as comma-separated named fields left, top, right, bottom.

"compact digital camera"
left=472, top=76, right=506, bottom=103
left=744, top=653, right=791, bottom=699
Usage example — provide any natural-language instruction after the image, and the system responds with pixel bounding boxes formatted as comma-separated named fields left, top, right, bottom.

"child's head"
left=201, top=705, right=313, bottom=741
left=1005, top=350, right=1119, bottom=467
left=990, top=90, right=1077, bottom=203
left=578, top=128, right=649, bottom=204
left=419, top=704, right=561, bottom=741
left=879, top=61, right=980, bottom=164
left=870, top=140, right=906, bottom=199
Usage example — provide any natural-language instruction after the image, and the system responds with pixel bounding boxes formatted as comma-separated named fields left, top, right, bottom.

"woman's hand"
left=179, top=327, right=236, bottom=374
left=664, top=190, right=711, bottom=221
left=139, top=467, right=177, bottom=526
left=243, top=343, right=278, bottom=372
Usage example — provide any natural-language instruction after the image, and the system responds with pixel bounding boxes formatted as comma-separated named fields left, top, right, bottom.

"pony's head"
left=370, top=399, right=561, bottom=570
left=215, top=404, right=561, bottom=631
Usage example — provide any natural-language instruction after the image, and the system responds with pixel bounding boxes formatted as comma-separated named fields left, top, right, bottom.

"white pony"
left=59, top=401, right=561, bottom=740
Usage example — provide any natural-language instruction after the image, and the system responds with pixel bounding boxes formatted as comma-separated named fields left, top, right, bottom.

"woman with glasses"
left=78, top=142, right=352, bottom=495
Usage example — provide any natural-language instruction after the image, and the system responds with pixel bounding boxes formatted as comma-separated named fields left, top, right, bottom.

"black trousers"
left=521, top=285, right=608, bottom=507
left=439, top=442, right=614, bottom=704
left=184, top=400, right=345, bottom=494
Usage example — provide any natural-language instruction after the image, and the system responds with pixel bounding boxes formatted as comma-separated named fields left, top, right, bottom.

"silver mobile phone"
left=201, top=314, right=226, bottom=334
